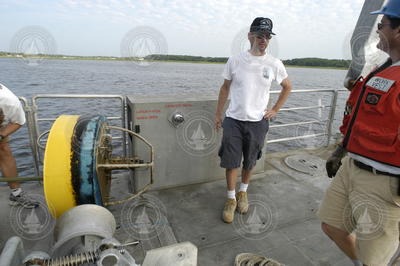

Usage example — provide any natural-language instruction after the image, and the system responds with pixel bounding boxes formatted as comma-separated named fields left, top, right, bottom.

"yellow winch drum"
left=44, top=115, right=111, bottom=218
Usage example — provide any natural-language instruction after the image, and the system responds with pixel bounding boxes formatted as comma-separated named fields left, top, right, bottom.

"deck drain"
left=284, top=154, right=325, bottom=175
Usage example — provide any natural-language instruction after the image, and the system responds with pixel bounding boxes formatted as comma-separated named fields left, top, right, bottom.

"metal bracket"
left=100, top=125, right=154, bottom=206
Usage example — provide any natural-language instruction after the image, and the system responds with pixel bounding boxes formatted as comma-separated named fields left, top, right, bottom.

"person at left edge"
left=0, top=83, right=38, bottom=208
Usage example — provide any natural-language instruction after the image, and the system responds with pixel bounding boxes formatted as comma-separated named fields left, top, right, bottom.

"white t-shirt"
left=0, top=84, right=26, bottom=126
left=222, top=51, right=288, bottom=121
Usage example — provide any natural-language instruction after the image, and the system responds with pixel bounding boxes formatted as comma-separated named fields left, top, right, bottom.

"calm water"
left=0, top=58, right=349, bottom=176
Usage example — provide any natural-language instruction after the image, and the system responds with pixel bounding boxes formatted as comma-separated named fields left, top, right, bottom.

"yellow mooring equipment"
left=43, top=115, right=154, bottom=218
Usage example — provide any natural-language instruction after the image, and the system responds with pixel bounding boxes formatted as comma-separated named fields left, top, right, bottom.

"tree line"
left=146, top=54, right=228, bottom=63
left=0, top=51, right=351, bottom=68
left=283, top=58, right=350, bottom=68
left=146, top=54, right=351, bottom=68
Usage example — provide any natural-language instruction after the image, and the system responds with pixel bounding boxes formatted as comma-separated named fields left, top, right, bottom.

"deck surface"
left=0, top=146, right=353, bottom=266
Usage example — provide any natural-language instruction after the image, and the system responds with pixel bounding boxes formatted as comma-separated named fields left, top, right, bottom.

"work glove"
left=326, top=144, right=347, bottom=178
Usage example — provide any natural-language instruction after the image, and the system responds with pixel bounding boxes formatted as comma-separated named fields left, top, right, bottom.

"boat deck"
left=0, top=145, right=352, bottom=266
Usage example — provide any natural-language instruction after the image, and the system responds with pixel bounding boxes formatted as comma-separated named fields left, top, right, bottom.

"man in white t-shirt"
left=0, top=84, right=38, bottom=208
left=215, top=17, right=292, bottom=223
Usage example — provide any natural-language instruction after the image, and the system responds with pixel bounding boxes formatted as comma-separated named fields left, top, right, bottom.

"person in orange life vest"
left=318, top=1, right=400, bottom=265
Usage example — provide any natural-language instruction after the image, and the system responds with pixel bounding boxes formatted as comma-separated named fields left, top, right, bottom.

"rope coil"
left=234, top=253, right=284, bottom=266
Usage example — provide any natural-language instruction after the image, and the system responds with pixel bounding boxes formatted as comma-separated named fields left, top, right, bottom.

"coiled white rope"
left=234, top=253, right=284, bottom=266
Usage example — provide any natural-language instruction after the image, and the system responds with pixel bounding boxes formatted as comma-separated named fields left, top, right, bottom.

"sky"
left=0, top=0, right=372, bottom=60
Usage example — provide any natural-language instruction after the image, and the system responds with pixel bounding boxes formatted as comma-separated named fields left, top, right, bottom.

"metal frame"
left=267, top=88, right=349, bottom=146
left=3, top=90, right=349, bottom=182
left=101, top=125, right=154, bottom=206
left=31, top=94, right=126, bottom=167
left=19, top=97, right=41, bottom=177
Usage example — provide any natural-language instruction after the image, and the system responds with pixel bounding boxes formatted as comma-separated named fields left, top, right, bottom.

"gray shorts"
left=218, top=117, right=269, bottom=170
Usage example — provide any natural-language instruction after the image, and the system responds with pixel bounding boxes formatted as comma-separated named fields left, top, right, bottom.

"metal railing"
left=267, top=88, right=349, bottom=145
left=19, top=97, right=41, bottom=177
left=31, top=94, right=126, bottom=171
left=9, top=89, right=349, bottom=180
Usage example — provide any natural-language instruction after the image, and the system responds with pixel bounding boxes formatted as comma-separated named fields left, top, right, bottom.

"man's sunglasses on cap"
left=254, top=32, right=272, bottom=40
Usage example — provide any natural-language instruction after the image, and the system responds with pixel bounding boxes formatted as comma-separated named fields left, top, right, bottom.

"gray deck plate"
left=0, top=146, right=353, bottom=266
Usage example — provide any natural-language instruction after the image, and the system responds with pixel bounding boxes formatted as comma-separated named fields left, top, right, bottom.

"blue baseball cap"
left=371, top=0, right=400, bottom=18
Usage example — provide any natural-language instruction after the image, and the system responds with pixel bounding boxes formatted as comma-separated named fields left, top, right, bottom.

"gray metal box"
left=126, top=94, right=265, bottom=192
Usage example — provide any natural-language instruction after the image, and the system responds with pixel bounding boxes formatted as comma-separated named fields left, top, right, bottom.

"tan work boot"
left=236, top=191, right=248, bottom=214
left=222, top=198, right=237, bottom=223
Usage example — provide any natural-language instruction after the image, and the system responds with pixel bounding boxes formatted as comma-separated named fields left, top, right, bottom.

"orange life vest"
left=340, top=64, right=400, bottom=167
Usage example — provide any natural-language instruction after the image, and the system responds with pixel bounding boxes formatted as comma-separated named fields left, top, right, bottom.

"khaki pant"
left=317, top=156, right=400, bottom=266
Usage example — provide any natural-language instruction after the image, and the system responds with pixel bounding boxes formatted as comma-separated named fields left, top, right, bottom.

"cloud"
left=2, top=0, right=368, bottom=58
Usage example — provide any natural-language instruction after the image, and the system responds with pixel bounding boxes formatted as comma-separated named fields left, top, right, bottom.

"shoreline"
left=0, top=55, right=348, bottom=70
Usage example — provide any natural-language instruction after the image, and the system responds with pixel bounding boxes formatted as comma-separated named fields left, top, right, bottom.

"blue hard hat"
left=371, top=0, right=400, bottom=18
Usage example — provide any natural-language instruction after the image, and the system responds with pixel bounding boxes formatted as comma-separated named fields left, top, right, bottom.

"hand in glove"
left=326, top=145, right=347, bottom=178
